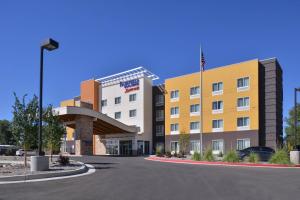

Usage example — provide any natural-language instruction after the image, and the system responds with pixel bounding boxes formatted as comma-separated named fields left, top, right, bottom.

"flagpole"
left=200, top=46, right=203, bottom=156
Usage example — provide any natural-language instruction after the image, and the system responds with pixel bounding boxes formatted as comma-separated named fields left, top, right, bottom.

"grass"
left=192, top=152, right=202, bottom=161
left=223, top=150, right=239, bottom=162
left=246, top=152, right=260, bottom=163
left=269, top=149, right=291, bottom=165
left=204, top=149, right=215, bottom=161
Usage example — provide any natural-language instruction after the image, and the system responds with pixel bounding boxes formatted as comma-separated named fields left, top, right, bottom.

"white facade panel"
left=99, top=76, right=153, bottom=153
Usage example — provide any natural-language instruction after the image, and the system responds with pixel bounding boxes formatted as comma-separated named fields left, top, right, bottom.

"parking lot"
left=1, top=156, right=300, bottom=200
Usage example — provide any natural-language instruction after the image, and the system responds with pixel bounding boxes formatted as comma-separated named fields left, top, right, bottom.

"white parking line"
left=0, top=164, right=95, bottom=184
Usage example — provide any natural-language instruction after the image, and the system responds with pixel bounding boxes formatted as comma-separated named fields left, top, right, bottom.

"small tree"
left=0, top=120, right=15, bottom=145
left=43, top=105, right=66, bottom=162
left=179, top=133, right=190, bottom=155
left=11, top=93, right=39, bottom=166
left=285, top=104, right=300, bottom=150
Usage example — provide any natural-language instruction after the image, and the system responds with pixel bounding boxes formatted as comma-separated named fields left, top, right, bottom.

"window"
left=237, top=97, right=250, bottom=111
left=212, top=101, right=223, bottom=113
left=237, top=117, right=250, bottom=130
left=170, top=123, right=179, bottom=134
left=106, top=139, right=119, bottom=155
left=212, top=140, right=224, bottom=154
left=156, top=125, right=164, bottom=136
left=190, top=104, right=200, bottom=114
left=212, top=119, right=223, bottom=132
left=171, top=141, right=179, bottom=153
left=170, top=90, right=179, bottom=100
left=114, top=112, right=121, bottom=119
left=190, top=140, right=200, bottom=153
left=129, top=94, right=137, bottom=102
left=236, top=138, right=250, bottom=150
left=156, top=110, right=164, bottom=121
left=101, top=99, right=107, bottom=107
left=155, top=94, right=164, bottom=105
left=237, top=77, right=249, bottom=91
left=115, top=97, right=121, bottom=104
left=212, top=82, right=223, bottom=95
left=129, top=109, right=137, bottom=118
left=190, top=86, right=200, bottom=96
left=190, top=122, right=200, bottom=133
left=170, top=107, right=179, bottom=117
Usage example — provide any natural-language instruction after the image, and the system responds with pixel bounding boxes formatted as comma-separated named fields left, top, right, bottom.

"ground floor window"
left=212, top=139, right=224, bottom=154
left=236, top=138, right=250, bottom=150
left=190, top=140, right=200, bottom=153
left=106, top=139, right=119, bottom=155
left=171, top=141, right=179, bottom=153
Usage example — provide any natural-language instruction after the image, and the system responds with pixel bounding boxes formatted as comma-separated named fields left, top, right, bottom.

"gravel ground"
left=0, top=156, right=82, bottom=177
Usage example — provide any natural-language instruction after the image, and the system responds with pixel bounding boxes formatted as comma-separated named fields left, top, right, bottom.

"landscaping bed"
left=0, top=156, right=82, bottom=177
left=153, top=148, right=299, bottom=168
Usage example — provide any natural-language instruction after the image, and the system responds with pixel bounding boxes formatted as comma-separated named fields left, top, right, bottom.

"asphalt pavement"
left=0, top=156, right=300, bottom=200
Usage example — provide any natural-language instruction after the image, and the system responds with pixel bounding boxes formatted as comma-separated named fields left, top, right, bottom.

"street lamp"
left=38, top=38, right=59, bottom=156
left=294, top=88, right=300, bottom=149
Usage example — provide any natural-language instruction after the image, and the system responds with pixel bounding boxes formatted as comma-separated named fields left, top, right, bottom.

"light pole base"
left=30, top=156, right=49, bottom=171
left=290, top=151, right=300, bottom=165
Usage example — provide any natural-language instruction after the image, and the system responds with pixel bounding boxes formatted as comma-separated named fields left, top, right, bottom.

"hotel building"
left=58, top=58, right=282, bottom=156
left=59, top=67, right=158, bottom=156
left=165, top=58, right=282, bottom=154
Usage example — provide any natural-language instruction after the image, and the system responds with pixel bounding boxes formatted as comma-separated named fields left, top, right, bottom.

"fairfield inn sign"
left=120, top=79, right=140, bottom=93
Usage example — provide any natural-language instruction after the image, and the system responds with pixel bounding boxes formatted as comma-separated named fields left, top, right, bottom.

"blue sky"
left=0, top=0, right=299, bottom=126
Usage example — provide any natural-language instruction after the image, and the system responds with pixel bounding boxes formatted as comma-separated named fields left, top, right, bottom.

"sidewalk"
left=146, top=156, right=300, bottom=169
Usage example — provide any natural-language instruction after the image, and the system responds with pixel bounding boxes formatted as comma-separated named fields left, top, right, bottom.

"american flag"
left=200, top=51, right=205, bottom=71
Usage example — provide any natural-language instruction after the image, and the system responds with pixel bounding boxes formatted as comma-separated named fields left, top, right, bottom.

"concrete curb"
left=146, top=157, right=300, bottom=169
left=0, top=161, right=88, bottom=182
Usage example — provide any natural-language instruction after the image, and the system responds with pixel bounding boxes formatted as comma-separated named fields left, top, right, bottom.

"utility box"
left=31, top=156, right=49, bottom=171
left=290, top=151, right=300, bottom=165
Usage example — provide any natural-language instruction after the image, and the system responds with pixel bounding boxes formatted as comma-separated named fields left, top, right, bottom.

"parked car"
left=16, top=149, right=37, bottom=156
left=237, top=146, right=275, bottom=162
left=0, top=145, right=18, bottom=156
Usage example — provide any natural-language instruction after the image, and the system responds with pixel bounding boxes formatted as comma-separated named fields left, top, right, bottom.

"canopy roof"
left=54, top=106, right=139, bottom=134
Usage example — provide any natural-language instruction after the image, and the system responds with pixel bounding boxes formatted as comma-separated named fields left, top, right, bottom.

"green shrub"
left=155, top=149, right=163, bottom=157
left=165, top=151, right=172, bottom=158
left=269, top=149, right=290, bottom=165
left=204, top=149, right=214, bottom=161
left=192, top=152, right=202, bottom=161
left=223, top=150, right=239, bottom=162
left=246, top=152, right=260, bottom=163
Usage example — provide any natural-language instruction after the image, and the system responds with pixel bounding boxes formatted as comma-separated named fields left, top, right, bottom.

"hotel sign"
left=120, top=79, right=140, bottom=93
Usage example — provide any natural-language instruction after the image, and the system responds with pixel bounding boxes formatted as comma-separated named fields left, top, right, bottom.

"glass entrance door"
left=144, top=141, right=150, bottom=155
left=119, top=140, right=132, bottom=156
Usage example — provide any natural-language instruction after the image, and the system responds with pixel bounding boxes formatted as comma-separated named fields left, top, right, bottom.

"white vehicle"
left=16, top=149, right=37, bottom=156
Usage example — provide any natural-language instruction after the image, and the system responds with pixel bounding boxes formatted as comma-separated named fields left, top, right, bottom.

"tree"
left=179, top=133, right=190, bottom=155
left=11, top=93, right=39, bottom=150
left=43, top=105, right=66, bottom=161
left=284, top=104, right=300, bottom=150
left=0, top=120, right=15, bottom=145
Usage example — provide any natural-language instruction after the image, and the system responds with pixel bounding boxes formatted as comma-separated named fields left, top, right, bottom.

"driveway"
left=0, top=156, right=300, bottom=200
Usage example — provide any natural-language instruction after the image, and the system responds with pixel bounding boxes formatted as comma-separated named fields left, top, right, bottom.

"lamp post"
left=294, top=88, right=300, bottom=149
left=38, top=38, right=59, bottom=156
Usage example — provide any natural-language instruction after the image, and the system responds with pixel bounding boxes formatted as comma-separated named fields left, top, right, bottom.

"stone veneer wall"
left=74, top=116, right=93, bottom=155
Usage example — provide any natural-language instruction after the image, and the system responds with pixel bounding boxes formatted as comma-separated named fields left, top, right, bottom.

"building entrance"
left=119, top=140, right=132, bottom=156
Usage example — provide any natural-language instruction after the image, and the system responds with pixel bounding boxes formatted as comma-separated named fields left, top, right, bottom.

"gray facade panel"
left=259, top=58, right=283, bottom=150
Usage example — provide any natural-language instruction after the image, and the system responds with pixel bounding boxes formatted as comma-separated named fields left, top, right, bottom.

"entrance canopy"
left=54, top=106, right=139, bottom=134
